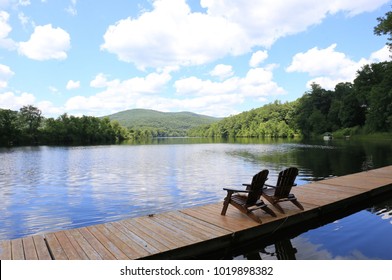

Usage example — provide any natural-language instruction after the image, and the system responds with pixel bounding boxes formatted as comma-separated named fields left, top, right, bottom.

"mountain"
left=105, top=109, right=220, bottom=136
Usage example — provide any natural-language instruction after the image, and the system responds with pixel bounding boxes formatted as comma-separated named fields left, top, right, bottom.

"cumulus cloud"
left=101, top=0, right=245, bottom=69
left=210, top=64, right=234, bottom=79
left=286, top=44, right=392, bottom=89
left=65, top=0, right=78, bottom=16
left=0, top=91, right=35, bottom=110
left=65, top=70, right=173, bottom=115
left=18, top=24, right=71, bottom=60
left=0, top=63, right=14, bottom=88
left=63, top=66, right=275, bottom=117
left=0, top=11, right=16, bottom=49
left=101, top=0, right=390, bottom=70
left=175, top=67, right=285, bottom=101
left=66, top=80, right=80, bottom=90
left=249, top=50, right=268, bottom=67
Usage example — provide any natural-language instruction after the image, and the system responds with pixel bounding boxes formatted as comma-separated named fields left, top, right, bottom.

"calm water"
left=0, top=138, right=391, bottom=259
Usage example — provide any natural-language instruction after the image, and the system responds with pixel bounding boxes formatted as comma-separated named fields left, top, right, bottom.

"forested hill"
left=187, top=101, right=299, bottom=138
left=105, top=109, right=220, bottom=137
left=188, top=61, right=392, bottom=138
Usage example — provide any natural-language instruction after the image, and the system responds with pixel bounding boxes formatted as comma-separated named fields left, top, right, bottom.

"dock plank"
left=163, top=212, right=230, bottom=239
left=55, top=231, right=82, bottom=260
left=22, top=236, right=38, bottom=260
left=45, top=233, right=68, bottom=260
left=108, top=221, right=160, bottom=256
left=78, top=227, right=116, bottom=260
left=119, top=219, right=171, bottom=252
left=133, top=216, right=194, bottom=247
left=11, top=239, right=25, bottom=260
left=66, top=229, right=102, bottom=260
left=33, top=235, right=52, bottom=260
left=0, top=240, right=11, bottom=260
left=93, top=224, right=138, bottom=259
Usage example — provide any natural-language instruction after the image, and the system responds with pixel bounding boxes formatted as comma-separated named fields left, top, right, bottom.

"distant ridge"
left=105, top=108, right=220, bottom=135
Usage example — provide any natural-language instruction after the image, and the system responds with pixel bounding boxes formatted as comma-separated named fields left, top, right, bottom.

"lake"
left=1, top=137, right=392, bottom=259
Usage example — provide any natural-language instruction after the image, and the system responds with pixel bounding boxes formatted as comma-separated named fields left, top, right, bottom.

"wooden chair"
left=261, top=167, right=304, bottom=213
left=221, top=170, right=277, bottom=223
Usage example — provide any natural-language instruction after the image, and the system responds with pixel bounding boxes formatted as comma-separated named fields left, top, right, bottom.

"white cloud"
left=18, top=0, right=30, bottom=6
left=0, top=91, right=35, bottom=110
left=101, top=0, right=248, bottom=69
left=66, top=80, right=80, bottom=90
left=18, top=24, right=71, bottom=60
left=66, top=0, right=78, bottom=16
left=0, top=11, right=16, bottom=50
left=210, top=64, right=234, bottom=79
left=0, top=63, right=14, bottom=88
left=65, top=70, right=173, bottom=115
left=175, top=67, right=285, bottom=100
left=90, top=73, right=110, bottom=88
left=369, top=45, right=392, bottom=62
left=101, top=0, right=390, bottom=70
left=249, top=50, right=268, bottom=68
left=286, top=44, right=392, bottom=89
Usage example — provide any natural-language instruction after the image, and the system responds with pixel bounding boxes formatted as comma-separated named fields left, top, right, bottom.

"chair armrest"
left=264, top=183, right=277, bottom=188
left=223, top=188, right=250, bottom=193
left=242, top=183, right=251, bottom=187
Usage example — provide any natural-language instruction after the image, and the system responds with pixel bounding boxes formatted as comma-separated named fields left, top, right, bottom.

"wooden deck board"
left=0, top=240, right=11, bottom=260
left=163, top=212, right=231, bottom=238
left=22, top=236, right=38, bottom=260
left=80, top=227, right=117, bottom=260
left=1, top=165, right=392, bottom=260
left=11, top=239, right=25, bottom=260
left=65, top=229, right=102, bottom=260
left=45, top=233, right=68, bottom=260
left=132, top=216, right=195, bottom=247
left=120, top=219, right=171, bottom=252
left=32, top=235, right=52, bottom=260
left=108, top=221, right=160, bottom=256
left=93, top=224, right=140, bottom=259
left=54, top=231, right=82, bottom=260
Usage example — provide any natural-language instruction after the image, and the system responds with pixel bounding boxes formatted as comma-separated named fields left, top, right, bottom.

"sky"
left=0, top=0, right=391, bottom=118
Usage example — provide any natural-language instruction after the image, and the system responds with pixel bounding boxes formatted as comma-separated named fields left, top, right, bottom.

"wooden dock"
left=1, top=165, right=392, bottom=260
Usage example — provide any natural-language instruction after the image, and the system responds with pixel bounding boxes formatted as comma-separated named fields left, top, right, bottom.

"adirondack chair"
left=261, top=167, right=304, bottom=213
left=221, top=170, right=277, bottom=223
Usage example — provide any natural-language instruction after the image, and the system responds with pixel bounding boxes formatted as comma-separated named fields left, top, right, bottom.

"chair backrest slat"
left=274, top=167, right=298, bottom=198
left=246, top=169, right=269, bottom=205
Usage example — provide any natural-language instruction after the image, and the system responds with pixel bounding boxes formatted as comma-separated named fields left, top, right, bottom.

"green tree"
left=19, top=105, right=42, bottom=144
left=0, top=109, right=20, bottom=145
left=374, top=7, right=392, bottom=53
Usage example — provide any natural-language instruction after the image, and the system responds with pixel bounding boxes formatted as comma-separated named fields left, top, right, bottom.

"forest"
left=0, top=106, right=129, bottom=146
left=188, top=61, right=392, bottom=138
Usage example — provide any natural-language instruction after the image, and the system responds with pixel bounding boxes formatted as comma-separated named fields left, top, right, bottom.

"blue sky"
left=0, top=0, right=391, bottom=118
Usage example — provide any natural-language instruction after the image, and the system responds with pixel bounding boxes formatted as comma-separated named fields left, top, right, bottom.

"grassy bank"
left=330, top=126, right=392, bottom=140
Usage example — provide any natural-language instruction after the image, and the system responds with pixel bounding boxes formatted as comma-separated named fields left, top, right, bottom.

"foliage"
left=106, top=109, right=220, bottom=137
left=374, top=8, right=392, bottom=52
left=188, top=101, right=300, bottom=138
left=0, top=106, right=130, bottom=146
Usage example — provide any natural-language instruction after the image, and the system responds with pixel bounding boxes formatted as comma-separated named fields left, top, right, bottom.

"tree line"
left=0, top=105, right=129, bottom=146
left=188, top=61, right=392, bottom=139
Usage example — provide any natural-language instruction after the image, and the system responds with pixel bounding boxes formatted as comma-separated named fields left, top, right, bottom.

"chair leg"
left=247, top=211, right=263, bottom=223
left=221, top=191, right=233, bottom=215
left=291, top=199, right=304, bottom=210
left=262, top=205, right=277, bottom=217
left=271, top=202, right=285, bottom=214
